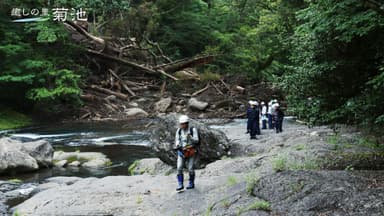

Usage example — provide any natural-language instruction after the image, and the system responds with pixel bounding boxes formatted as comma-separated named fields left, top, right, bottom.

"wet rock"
left=0, top=138, right=54, bottom=174
left=149, top=113, right=230, bottom=168
left=53, top=152, right=111, bottom=168
left=188, top=98, right=209, bottom=111
left=124, top=108, right=149, bottom=117
left=0, top=181, right=37, bottom=216
left=0, top=150, right=38, bottom=174
left=53, top=160, right=67, bottom=167
left=68, top=161, right=81, bottom=167
left=154, top=97, right=172, bottom=113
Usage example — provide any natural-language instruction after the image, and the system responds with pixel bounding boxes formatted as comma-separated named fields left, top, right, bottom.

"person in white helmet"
left=261, top=101, right=268, bottom=129
left=268, top=99, right=278, bottom=129
left=174, top=115, right=199, bottom=191
left=273, top=103, right=285, bottom=133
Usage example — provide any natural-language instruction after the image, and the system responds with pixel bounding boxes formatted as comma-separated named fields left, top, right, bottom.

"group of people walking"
left=246, top=99, right=284, bottom=139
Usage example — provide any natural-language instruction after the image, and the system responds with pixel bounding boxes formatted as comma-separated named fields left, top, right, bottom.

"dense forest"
left=0, top=0, right=383, bottom=132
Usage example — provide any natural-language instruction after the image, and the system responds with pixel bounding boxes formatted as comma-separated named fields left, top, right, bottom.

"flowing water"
left=1, top=120, right=155, bottom=182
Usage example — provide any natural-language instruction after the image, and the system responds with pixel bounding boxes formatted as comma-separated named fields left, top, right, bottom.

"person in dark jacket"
left=273, top=103, right=285, bottom=133
left=247, top=101, right=259, bottom=139
left=246, top=101, right=252, bottom=134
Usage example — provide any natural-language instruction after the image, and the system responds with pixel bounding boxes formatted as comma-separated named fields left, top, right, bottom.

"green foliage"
left=245, top=172, right=260, bottom=196
left=287, top=157, right=320, bottom=170
left=294, top=144, right=306, bottom=151
left=0, top=2, right=85, bottom=112
left=271, top=155, right=287, bottom=172
left=227, top=175, right=238, bottom=186
left=246, top=200, right=271, bottom=212
left=281, top=0, right=384, bottom=129
left=128, top=160, right=140, bottom=175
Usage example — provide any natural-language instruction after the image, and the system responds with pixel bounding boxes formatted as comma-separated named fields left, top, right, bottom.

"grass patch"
left=287, top=157, right=320, bottom=170
left=0, top=108, right=32, bottom=130
left=271, top=155, right=287, bottom=172
left=245, top=172, right=259, bottom=196
left=237, top=200, right=271, bottom=215
left=290, top=181, right=305, bottom=193
left=227, top=176, right=238, bottom=186
left=247, top=200, right=271, bottom=211
left=327, top=134, right=343, bottom=151
left=221, top=199, right=231, bottom=209
left=136, top=196, right=143, bottom=204
left=204, top=203, right=214, bottom=216
left=294, top=144, right=306, bottom=151
left=128, top=160, right=140, bottom=175
left=12, top=210, right=22, bottom=216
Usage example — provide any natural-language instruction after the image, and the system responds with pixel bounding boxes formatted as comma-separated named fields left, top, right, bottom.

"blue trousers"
left=262, top=119, right=267, bottom=129
left=268, top=114, right=273, bottom=129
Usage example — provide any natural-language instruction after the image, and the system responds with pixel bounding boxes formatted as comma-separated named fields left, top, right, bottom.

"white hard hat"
left=254, top=101, right=259, bottom=106
left=179, top=115, right=189, bottom=124
left=273, top=103, right=280, bottom=108
left=273, top=99, right=278, bottom=103
left=248, top=100, right=253, bottom=104
left=261, top=101, right=265, bottom=105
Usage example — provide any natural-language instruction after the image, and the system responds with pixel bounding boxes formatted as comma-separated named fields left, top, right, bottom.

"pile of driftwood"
left=63, top=21, right=247, bottom=119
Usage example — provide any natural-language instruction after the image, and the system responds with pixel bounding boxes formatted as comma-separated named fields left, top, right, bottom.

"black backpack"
left=178, top=127, right=201, bottom=146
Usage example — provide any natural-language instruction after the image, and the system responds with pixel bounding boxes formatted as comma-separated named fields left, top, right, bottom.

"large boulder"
left=0, top=138, right=54, bottom=174
left=154, top=97, right=172, bottom=113
left=21, top=140, right=54, bottom=167
left=149, top=113, right=230, bottom=168
left=188, top=98, right=209, bottom=111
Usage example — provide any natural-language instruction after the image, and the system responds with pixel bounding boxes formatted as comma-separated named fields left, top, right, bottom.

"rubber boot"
left=186, top=173, right=195, bottom=189
left=176, top=174, right=184, bottom=191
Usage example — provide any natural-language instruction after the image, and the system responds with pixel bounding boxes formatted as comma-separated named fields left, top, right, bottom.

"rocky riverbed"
left=5, top=116, right=384, bottom=215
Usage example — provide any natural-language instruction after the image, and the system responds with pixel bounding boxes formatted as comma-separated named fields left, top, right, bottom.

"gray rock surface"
left=11, top=119, right=384, bottom=216
left=253, top=170, right=384, bottom=216
left=188, top=97, right=209, bottom=111
left=154, top=97, right=172, bottom=113
left=0, top=181, right=37, bottom=216
left=149, top=113, right=230, bottom=168
left=130, top=158, right=174, bottom=175
left=0, top=138, right=54, bottom=174
left=21, top=140, right=54, bottom=167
